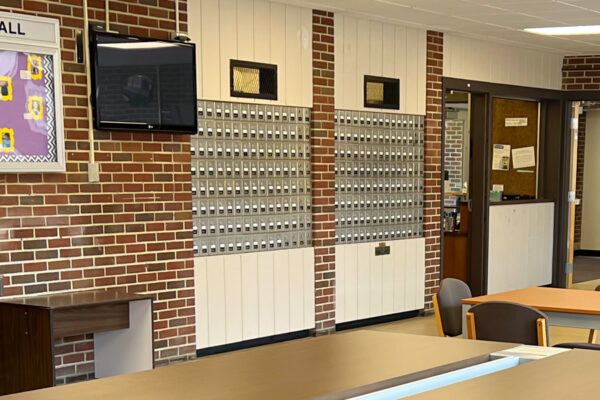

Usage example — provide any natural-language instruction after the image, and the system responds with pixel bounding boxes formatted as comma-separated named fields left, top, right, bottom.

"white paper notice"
left=493, top=184, right=504, bottom=192
left=505, top=117, right=528, bottom=127
left=492, top=144, right=511, bottom=171
left=512, top=146, right=536, bottom=169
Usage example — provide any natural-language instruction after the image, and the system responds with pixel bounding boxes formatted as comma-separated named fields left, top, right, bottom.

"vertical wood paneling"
left=195, top=248, right=315, bottom=349
left=381, top=247, right=395, bottom=315
left=191, top=0, right=312, bottom=106
left=188, top=0, right=203, bottom=99
left=236, top=0, right=254, bottom=61
left=241, top=252, right=259, bottom=340
left=334, top=14, right=345, bottom=110
left=285, top=7, right=302, bottom=107
left=253, top=0, right=271, bottom=63
left=343, top=16, right=358, bottom=110
left=257, top=251, right=275, bottom=337
left=273, top=250, right=290, bottom=334
left=303, top=247, right=315, bottom=328
left=336, top=244, right=346, bottom=323
left=369, top=247, right=383, bottom=317
left=194, top=257, right=209, bottom=348
left=224, top=255, right=243, bottom=343
left=300, top=8, right=313, bottom=107
left=405, top=28, right=419, bottom=116
left=200, top=0, right=220, bottom=100
left=206, top=255, right=227, bottom=346
left=336, top=239, right=426, bottom=323
left=393, top=240, right=407, bottom=312
left=356, top=242, right=371, bottom=320
left=395, top=25, right=407, bottom=114
left=335, top=14, right=426, bottom=115
left=416, top=32, right=427, bottom=116
left=219, top=0, right=237, bottom=101
left=443, top=33, right=563, bottom=90
left=356, top=19, right=371, bottom=114
left=288, top=248, right=305, bottom=332
left=369, top=21, right=383, bottom=76
left=270, top=2, right=287, bottom=105
left=488, top=203, right=554, bottom=294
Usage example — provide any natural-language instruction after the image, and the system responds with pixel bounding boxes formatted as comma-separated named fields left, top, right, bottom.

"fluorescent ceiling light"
left=524, top=25, right=600, bottom=36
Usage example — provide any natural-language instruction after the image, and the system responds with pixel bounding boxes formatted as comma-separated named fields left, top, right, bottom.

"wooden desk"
left=0, top=331, right=514, bottom=400
left=407, top=349, right=600, bottom=400
left=0, top=290, right=154, bottom=395
left=461, top=287, right=600, bottom=338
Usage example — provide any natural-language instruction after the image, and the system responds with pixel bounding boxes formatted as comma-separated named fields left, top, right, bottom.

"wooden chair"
left=433, top=278, right=472, bottom=337
left=466, top=301, right=549, bottom=346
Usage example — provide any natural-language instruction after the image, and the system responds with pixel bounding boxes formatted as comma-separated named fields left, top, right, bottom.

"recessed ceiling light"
left=524, top=25, right=600, bottom=36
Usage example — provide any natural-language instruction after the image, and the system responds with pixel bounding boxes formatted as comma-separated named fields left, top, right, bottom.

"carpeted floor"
left=573, top=256, right=600, bottom=283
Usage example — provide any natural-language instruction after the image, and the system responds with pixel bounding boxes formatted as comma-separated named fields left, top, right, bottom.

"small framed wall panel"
left=0, top=11, right=65, bottom=172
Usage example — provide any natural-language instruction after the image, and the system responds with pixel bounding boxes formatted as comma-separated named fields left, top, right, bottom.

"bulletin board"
left=490, top=98, right=539, bottom=198
left=0, top=11, right=64, bottom=172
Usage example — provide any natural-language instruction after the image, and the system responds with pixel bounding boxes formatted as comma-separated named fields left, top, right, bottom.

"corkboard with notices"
left=491, top=98, right=539, bottom=198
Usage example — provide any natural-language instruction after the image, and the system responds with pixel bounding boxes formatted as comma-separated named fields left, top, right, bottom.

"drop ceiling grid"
left=280, top=0, right=600, bottom=54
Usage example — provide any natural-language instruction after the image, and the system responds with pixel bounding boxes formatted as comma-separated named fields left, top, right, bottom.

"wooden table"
left=0, top=290, right=154, bottom=395
left=407, top=349, right=600, bottom=400
left=461, top=287, right=600, bottom=339
left=0, top=331, right=514, bottom=400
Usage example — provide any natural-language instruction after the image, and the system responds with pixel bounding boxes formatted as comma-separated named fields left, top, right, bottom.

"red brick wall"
left=562, top=56, right=600, bottom=91
left=444, top=120, right=465, bottom=193
left=424, top=31, right=443, bottom=310
left=0, top=0, right=195, bottom=384
left=311, top=9, right=336, bottom=335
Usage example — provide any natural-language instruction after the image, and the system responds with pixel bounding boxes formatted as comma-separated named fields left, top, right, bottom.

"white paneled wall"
left=334, top=15, right=427, bottom=115
left=336, top=238, right=425, bottom=323
left=195, top=247, right=315, bottom=349
left=188, top=0, right=313, bottom=107
left=444, top=34, right=563, bottom=90
left=487, top=203, right=554, bottom=294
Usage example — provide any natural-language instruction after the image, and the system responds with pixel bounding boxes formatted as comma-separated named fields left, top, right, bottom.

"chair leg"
left=466, top=312, right=476, bottom=340
left=536, top=318, right=548, bottom=347
left=432, top=294, right=445, bottom=337
left=588, top=329, right=597, bottom=344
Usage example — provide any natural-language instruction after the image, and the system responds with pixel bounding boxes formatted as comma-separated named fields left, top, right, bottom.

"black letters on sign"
left=0, top=21, right=26, bottom=35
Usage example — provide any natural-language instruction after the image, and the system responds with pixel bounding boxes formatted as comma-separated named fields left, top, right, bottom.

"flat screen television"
left=89, top=30, right=197, bottom=133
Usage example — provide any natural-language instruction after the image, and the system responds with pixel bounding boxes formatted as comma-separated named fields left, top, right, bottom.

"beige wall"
left=334, top=14, right=426, bottom=115
left=444, top=33, right=563, bottom=90
left=188, top=0, right=313, bottom=106
left=581, top=110, right=600, bottom=250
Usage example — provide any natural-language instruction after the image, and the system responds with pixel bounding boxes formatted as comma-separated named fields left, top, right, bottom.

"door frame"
left=441, top=77, right=568, bottom=295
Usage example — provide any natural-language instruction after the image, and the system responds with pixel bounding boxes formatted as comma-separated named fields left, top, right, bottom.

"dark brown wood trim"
left=490, top=199, right=555, bottom=206
left=442, top=77, right=567, bottom=295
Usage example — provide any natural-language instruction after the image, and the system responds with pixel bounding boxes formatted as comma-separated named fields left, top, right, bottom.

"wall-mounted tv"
left=89, top=30, right=197, bottom=133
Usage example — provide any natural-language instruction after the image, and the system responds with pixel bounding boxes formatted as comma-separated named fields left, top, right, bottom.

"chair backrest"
left=467, top=301, right=549, bottom=346
left=435, top=278, right=472, bottom=336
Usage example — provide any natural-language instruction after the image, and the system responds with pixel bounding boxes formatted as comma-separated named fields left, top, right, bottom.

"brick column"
left=311, top=10, right=336, bottom=335
left=423, top=31, right=444, bottom=310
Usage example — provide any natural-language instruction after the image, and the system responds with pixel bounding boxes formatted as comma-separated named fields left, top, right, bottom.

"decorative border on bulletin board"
left=0, top=11, right=65, bottom=172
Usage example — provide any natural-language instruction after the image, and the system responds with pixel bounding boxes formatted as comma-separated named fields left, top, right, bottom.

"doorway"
left=568, top=101, right=600, bottom=287
left=442, top=90, right=471, bottom=284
